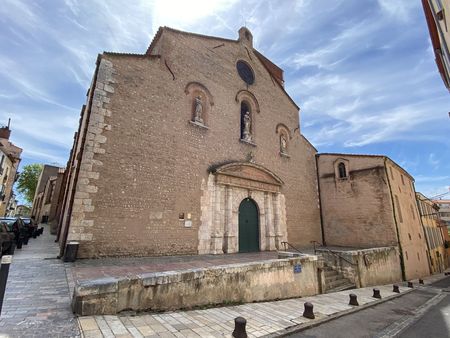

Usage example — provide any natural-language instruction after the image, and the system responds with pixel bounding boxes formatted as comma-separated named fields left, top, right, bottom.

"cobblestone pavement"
left=69, top=251, right=279, bottom=282
left=0, top=225, right=80, bottom=338
left=79, top=281, right=422, bottom=337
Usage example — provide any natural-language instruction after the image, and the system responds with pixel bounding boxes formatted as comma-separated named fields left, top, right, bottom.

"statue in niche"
left=242, top=111, right=252, bottom=142
left=280, top=134, right=287, bottom=153
left=193, top=96, right=204, bottom=124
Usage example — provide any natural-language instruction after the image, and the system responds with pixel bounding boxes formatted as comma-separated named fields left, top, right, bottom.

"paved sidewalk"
left=79, top=280, right=427, bottom=338
left=0, top=225, right=80, bottom=338
left=0, top=225, right=447, bottom=338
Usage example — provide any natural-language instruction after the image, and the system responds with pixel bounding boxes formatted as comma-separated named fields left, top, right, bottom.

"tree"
left=16, top=164, right=43, bottom=205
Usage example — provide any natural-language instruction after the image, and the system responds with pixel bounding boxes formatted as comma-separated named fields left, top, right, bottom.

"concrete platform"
left=70, top=252, right=322, bottom=316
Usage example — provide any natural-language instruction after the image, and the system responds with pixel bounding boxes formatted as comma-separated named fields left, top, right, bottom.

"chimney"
left=0, top=119, right=11, bottom=140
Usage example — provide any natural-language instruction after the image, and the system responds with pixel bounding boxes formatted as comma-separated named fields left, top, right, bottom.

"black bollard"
left=408, top=281, right=413, bottom=288
left=303, top=302, right=315, bottom=319
left=16, top=238, right=22, bottom=250
left=232, top=317, right=247, bottom=338
left=32, top=230, right=37, bottom=239
left=0, top=255, right=12, bottom=315
left=393, top=285, right=400, bottom=293
left=23, top=236, right=29, bottom=245
left=419, top=279, right=424, bottom=285
left=40, top=227, right=44, bottom=235
left=372, top=288, right=381, bottom=299
left=349, top=293, right=359, bottom=306
left=63, top=242, right=79, bottom=262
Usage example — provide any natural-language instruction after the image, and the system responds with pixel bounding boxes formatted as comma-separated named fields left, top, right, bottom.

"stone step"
left=326, top=277, right=352, bottom=290
left=326, top=282, right=356, bottom=294
left=325, top=274, right=343, bottom=282
left=324, top=269, right=339, bottom=277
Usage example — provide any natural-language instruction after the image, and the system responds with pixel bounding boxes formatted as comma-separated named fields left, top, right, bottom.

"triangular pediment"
left=213, top=162, right=283, bottom=187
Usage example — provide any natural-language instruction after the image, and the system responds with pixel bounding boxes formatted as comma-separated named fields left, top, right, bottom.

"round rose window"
left=236, top=60, right=255, bottom=85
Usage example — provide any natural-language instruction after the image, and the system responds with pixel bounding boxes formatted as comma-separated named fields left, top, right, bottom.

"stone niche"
left=198, top=162, right=287, bottom=254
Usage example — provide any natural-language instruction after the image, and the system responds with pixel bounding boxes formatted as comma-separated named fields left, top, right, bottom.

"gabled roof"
left=317, top=153, right=415, bottom=181
left=145, top=26, right=299, bottom=110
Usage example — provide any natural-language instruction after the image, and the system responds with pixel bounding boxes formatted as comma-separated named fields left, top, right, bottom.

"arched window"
left=338, top=162, right=347, bottom=178
left=240, top=101, right=253, bottom=142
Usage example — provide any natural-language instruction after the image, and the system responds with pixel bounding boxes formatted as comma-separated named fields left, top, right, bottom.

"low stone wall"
left=317, top=246, right=402, bottom=287
left=72, top=255, right=322, bottom=316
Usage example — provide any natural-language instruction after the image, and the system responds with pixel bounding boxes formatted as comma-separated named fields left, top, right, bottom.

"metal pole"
left=0, top=255, right=12, bottom=316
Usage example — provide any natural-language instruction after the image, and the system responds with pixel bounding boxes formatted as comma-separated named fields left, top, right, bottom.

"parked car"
left=0, top=218, right=18, bottom=255
left=0, top=217, right=25, bottom=248
left=20, top=217, right=37, bottom=241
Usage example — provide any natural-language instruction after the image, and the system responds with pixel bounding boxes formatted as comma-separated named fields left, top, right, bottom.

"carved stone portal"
left=198, top=162, right=287, bottom=254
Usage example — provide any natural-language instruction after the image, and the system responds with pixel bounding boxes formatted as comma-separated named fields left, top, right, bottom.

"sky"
left=0, top=0, right=449, bottom=202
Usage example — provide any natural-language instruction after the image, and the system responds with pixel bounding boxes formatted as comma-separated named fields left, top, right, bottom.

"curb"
left=266, top=273, right=450, bottom=337
left=374, top=291, right=446, bottom=338
left=265, top=288, right=414, bottom=338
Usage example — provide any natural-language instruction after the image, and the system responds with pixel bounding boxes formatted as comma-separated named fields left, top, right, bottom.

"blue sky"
left=0, top=0, right=449, bottom=201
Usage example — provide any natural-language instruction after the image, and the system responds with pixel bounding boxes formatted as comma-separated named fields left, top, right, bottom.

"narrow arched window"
left=338, top=162, right=347, bottom=178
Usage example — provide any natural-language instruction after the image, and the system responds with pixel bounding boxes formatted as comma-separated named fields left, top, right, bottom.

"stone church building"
left=57, top=27, right=322, bottom=258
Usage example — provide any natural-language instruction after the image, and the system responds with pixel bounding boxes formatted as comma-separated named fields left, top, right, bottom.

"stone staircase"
left=323, top=265, right=356, bottom=293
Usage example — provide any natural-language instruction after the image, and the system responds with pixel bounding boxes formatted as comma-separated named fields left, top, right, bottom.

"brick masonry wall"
left=317, top=155, right=398, bottom=248
left=67, top=29, right=322, bottom=257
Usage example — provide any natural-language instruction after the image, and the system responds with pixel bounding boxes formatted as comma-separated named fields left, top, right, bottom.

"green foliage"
left=16, top=164, right=43, bottom=205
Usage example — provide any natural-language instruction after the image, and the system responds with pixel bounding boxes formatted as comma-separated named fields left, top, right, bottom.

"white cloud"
left=377, top=0, right=419, bottom=21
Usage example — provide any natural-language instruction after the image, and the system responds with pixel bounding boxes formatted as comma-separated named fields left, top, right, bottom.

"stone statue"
left=242, top=111, right=252, bottom=142
left=193, top=96, right=203, bottom=124
left=280, top=135, right=287, bottom=153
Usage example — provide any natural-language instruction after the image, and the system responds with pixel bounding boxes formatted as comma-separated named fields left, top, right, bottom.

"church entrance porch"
left=238, top=198, right=259, bottom=253
left=198, top=162, right=288, bottom=255
left=70, top=251, right=322, bottom=315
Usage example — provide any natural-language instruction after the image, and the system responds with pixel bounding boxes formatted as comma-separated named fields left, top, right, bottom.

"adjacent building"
left=422, top=0, right=450, bottom=91
left=15, top=205, right=31, bottom=217
left=416, top=192, right=447, bottom=273
left=0, top=123, right=22, bottom=216
left=31, top=165, right=65, bottom=233
left=434, top=199, right=450, bottom=232
left=316, top=154, right=430, bottom=280
left=6, top=194, right=18, bottom=217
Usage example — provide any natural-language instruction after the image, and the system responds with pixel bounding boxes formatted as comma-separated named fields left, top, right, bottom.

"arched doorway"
left=238, top=198, right=259, bottom=253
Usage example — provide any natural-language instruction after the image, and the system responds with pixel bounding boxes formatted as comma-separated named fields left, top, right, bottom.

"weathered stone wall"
left=64, top=58, right=115, bottom=257
left=317, top=154, right=398, bottom=248
left=318, top=246, right=402, bottom=287
left=72, top=255, right=322, bottom=315
left=65, top=28, right=322, bottom=257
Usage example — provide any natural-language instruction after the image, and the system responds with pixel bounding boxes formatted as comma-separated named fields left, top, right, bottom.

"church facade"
left=57, top=27, right=322, bottom=258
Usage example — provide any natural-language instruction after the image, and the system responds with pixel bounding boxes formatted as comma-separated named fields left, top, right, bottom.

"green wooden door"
left=238, top=198, right=259, bottom=253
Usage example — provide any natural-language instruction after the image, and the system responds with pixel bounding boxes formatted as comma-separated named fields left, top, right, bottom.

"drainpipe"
left=315, top=154, right=326, bottom=246
left=384, top=158, right=406, bottom=281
